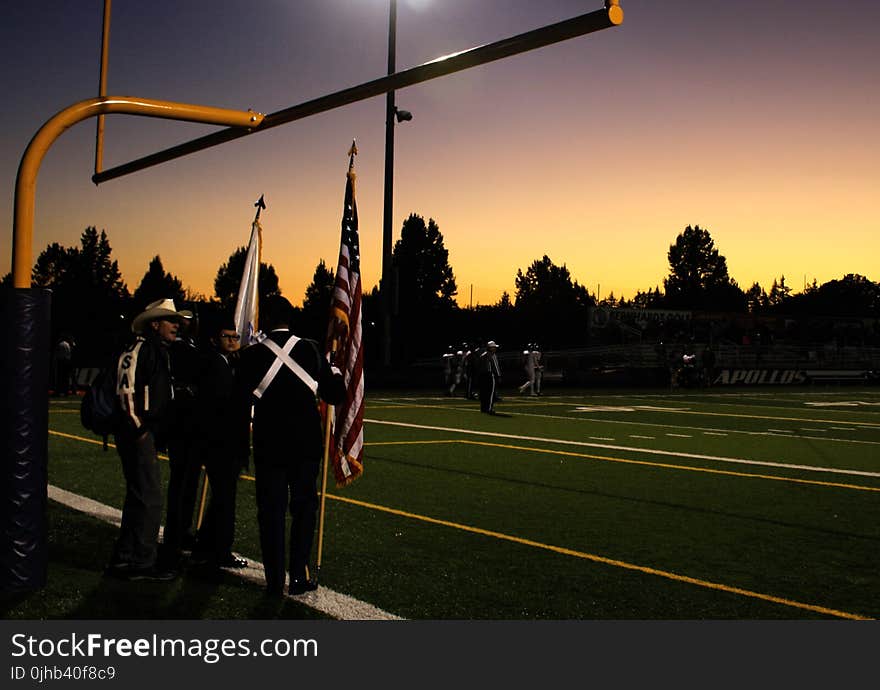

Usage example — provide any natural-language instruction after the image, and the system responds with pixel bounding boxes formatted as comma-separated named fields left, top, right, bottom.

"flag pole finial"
left=254, top=194, right=266, bottom=222
left=347, top=140, right=357, bottom=170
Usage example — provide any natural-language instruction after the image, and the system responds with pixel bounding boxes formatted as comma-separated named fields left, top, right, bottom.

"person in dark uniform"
left=237, top=295, right=345, bottom=596
left=465, top=341, right=480, bottom=400
left=442, top=345, right=455, bottom=395
left=191, top=318, right=251, bottom=570
left=158, top=309, right=203, bottom=573
left=479, top=340, right=502, bottom=414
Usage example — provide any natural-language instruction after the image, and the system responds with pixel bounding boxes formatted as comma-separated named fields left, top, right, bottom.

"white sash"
left=253, top=335, right=318, bottom=398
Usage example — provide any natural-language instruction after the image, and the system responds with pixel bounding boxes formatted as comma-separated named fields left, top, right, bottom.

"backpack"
left=80, top=364, right=120, bottom=451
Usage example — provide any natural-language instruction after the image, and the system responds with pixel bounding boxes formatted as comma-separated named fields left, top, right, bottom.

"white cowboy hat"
left=132, top=298, right=192, bottom=334
left=486, top=340, right=499, bottom=348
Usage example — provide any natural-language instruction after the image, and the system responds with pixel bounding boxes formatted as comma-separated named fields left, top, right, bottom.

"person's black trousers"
left=254, top=455, right=320, bottom=592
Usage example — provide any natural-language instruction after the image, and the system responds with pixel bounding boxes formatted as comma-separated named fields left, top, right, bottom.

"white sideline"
left=47, top=485, right=403, bottom=621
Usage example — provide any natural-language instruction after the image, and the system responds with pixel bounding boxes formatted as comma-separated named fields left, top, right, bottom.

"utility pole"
left=381, top=0, right=397, bottom=367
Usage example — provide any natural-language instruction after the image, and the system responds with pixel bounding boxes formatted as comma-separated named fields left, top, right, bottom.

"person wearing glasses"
left=189, top=318, right=252, bottom=571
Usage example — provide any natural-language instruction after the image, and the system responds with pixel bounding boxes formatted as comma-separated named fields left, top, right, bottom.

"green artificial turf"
left=10, top=388, right=880, bottom=620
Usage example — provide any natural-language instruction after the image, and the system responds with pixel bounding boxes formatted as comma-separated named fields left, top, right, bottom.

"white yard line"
left=448, top=407, right=880, bottom=447
left=366, top=419, right=880, bottom=479
left=47, top=485, right=403, bottom=621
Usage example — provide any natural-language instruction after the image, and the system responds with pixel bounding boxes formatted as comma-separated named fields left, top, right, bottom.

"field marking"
left=499, top=399, right=880, bottom=429
left=624, top=408, right=880, bottom=428
left=666, top=433, right=692, bottom=438
left=448, top=439, right=880, bottom=493
left=422, top=406, right=880, bottom=447
left=806, top=401, right=880, bottom=407
left=365, top=420, right=880, bottom=479
left=629, top=435, right=655, bottom=440
left=45, top=484, right=402, bottom=621
left=328, top=492, right=869, bottom=620
left=47, top=429, right=873, bottom=620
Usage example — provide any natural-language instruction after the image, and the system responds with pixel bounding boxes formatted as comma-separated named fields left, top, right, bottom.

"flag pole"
left=314, top=337, right=338, bottom=583
left=253, top=195, right=264, bottom=334
left=197, top=194, right=266, bottom=524
left=195, top=466, right=209, bottom=529
left=314, top=143, right=357, bottom=584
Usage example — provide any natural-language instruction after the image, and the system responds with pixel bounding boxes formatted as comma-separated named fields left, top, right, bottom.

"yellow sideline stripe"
left=52, top=429, right=877, bottom=492
left=50, top=430, right=171, bottom=461
left=48, top=429, right=871, bottom=619
left=453, top=440, right=880, bottom=493
left=368, top=440, right=461, bottom=446
left=320, top=493, right=870, bottom=621
left=52, top=430, right=114, bottom=447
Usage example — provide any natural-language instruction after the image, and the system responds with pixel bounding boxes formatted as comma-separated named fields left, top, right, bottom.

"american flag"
left=325, top=142, right=364, bottom=486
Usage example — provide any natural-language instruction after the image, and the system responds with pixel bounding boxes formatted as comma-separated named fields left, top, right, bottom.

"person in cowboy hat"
left=106, top=298, right=190, bottom=582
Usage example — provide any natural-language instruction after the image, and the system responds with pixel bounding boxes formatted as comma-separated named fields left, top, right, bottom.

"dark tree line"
left=9, top=219, right=879, bottom=368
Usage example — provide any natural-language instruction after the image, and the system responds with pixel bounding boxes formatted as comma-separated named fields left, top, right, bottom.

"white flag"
left=234, top=219, right=263, bottom=346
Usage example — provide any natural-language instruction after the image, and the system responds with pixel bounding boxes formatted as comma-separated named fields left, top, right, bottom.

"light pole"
left=381, top=0, right=412, bottom=367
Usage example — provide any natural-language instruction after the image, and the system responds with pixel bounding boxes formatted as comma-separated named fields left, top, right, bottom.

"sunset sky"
left=1, top=0, right=878, bottom=308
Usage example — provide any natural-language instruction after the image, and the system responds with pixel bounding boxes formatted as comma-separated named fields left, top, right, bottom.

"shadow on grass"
left=0, top=501, right=330, bottom=621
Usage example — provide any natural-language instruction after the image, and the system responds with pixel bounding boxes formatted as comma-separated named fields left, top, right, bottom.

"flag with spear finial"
left=324, top=142, right=364, bottom=486
left=235, top=195, right=265, bottom=346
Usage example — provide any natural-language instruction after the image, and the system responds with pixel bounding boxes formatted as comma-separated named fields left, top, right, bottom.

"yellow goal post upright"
left=2, top=1, right=623, bottom=592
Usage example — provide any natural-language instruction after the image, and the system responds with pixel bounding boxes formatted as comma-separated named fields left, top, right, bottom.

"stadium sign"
left=713, top=369, right=870, bottom=385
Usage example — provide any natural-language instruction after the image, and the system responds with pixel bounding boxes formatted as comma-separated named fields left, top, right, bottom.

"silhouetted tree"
left=390, top=213, right=458, bottom=360
left=495, top=291, right=513, bottom=310
left=745, top=282, right=767, bottom=313
left=767, top=275, right=792, bottom=308
left=31, top=227, right=130, bottom=363
left=783, top=274, right=880, bottom=317
left=300, top=259, right=335, bottom=341
left=631, top=286, right=664, bottom=309
left=32, top=243, right=76, bottom=289
left=514, top=255, right=593, bottom=347
left=213, top=246, right=281, bottom=312
left=663, top=224, right=745, bottom=311
left=132, top=255, right=185, bottom=308
left=392, top=214, right=457, bottom=309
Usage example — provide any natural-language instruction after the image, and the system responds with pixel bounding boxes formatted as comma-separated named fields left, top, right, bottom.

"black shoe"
left=218, top=554, right=248, bottom=569
left=181, top=533, right=198, bottom=552
left=103, top=561, right=131, bottom=579
left=125, top=565, right=178, bottom=582
left=289, top=579, right=318, bottom=595
left=189, top=550, right=211, bottom=565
